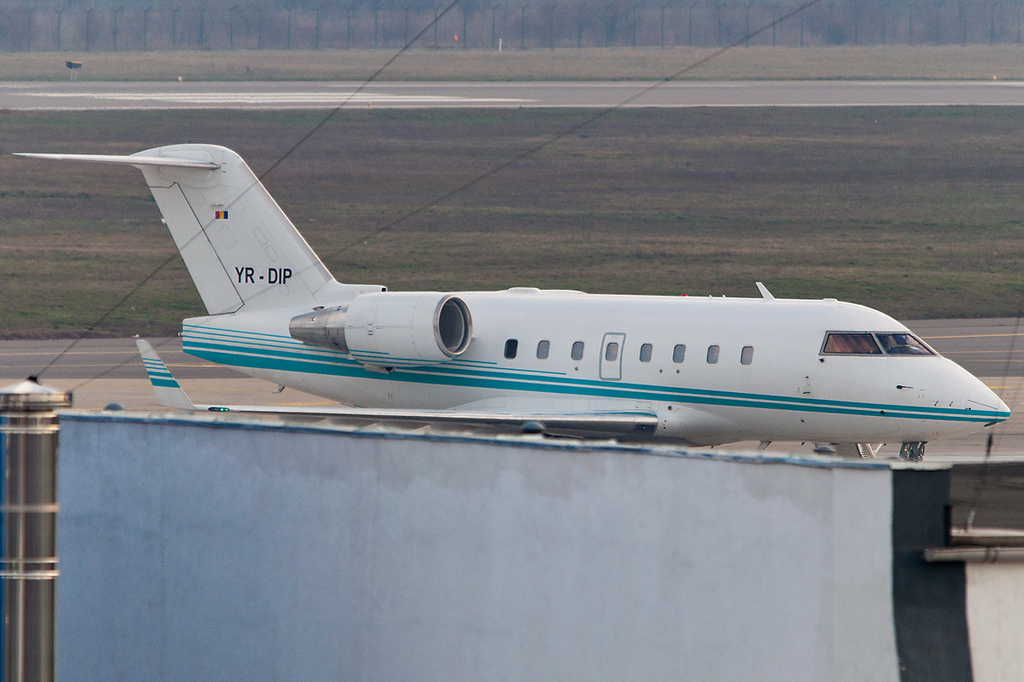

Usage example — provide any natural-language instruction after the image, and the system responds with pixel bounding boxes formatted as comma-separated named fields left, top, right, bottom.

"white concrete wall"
left=967, top=563, right=1024, bottom=682
left=56, top=414, right=900, bottom=682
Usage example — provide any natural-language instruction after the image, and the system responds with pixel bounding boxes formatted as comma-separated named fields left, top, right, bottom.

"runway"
left=3, top=80, right=1024, bottom=110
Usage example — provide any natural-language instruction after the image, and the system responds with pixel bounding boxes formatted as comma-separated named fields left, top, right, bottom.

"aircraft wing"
left=136, top=339, right=659, bottom=437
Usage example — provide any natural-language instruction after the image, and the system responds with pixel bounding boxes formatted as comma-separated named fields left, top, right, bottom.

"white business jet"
left=17, top=144, right=1009, bottom=459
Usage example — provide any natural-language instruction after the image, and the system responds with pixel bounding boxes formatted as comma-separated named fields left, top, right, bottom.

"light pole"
left=492, top=3, right=500, bottom=47
left=112, top=7, right=122, bottom=51
left=348, top=5, right=355, bottom=48
left=55, top=6, right=64, bottom=51
left=545, top=2, right=556, bottom=47
left=907, top=0, right=914, bottom=43
left=577, top=2, right=586, bottom=46
left=315, top=5, right=323, bottom=49
left=659, top=3, right=667, bottom=47
left=604, top=2, right=612, bottom=45
left=880, top=0, right=891, bottom=45
left=959, top=0, right=972, bottom=44
left=745, top=0, right=755, bottom=44
left=287, top=5, right=294, bottom=49
left=687, top=1, right=697, bottom=44
left=520, top=3, right=529, bottom=47
left=935, top=0, right=946, bottom=42
left=85, top=5, right=94, bottom=51
left=172, top=7, right=181, bottom=49
left=717, top=1, right=727, bottom=46
left=630, top=1, right=637, bottom=45
left=1016, top=0, right=1023, bottom=42
left=798, top=0, right=805, bottom=45
left=229, top=4, right=239, bottom=49
left=433, top=5, right=440, bottom=48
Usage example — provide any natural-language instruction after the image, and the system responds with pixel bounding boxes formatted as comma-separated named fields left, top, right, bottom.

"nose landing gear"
left=899, top=442, right=926, bottom=461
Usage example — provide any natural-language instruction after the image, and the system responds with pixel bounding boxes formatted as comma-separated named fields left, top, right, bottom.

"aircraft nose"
left=966, top=382, right=1010, bottom=417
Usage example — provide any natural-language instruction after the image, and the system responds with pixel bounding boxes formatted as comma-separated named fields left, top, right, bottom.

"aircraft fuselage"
left=182, top=289, right=1005, bottom=446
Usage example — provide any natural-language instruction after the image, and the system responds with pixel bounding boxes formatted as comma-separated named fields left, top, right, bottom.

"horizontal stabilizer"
left=14, top=152, right=220, bottom=170
left=135, top=339, right=197, bottom=411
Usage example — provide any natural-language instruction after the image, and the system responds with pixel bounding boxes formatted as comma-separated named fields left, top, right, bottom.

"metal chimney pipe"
left=0, top=379, right=71, bottom=682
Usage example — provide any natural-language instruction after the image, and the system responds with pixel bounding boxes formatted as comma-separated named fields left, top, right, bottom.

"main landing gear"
left=899, top=442, right=926, bottom=462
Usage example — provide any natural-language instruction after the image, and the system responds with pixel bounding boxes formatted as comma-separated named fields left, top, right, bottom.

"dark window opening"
left=605, top=342, right=619, bottom=362
left=639, top=343, right=653, bottom=363
left=672, top=344, right=686, bottom=363
left=504, top=339, right=518, bottom=359
left=706, top=345, right=720, bottom=364
left=571, top=341, right=585, bottom=361
left=741, top=346, right=754, bottom=365
left=536, top=340, right=550, bottom=359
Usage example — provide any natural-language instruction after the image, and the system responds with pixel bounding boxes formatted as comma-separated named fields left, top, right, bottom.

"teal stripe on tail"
left=135, top=339, right=197, bottom=411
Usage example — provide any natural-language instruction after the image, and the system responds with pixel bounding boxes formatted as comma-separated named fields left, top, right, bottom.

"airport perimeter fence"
left=2, top=0, right=1024, bottom=53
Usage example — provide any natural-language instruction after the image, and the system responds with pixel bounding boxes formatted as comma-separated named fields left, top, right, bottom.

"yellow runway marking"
left=941, top=351, right=1024, bottom=355
left=921, top=332, right=1024, bottom=340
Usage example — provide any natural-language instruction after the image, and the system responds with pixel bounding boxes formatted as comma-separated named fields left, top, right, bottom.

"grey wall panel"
left=55, top=415, right=900, bottom=682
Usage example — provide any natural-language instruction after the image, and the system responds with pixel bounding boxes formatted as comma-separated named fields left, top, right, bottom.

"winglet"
left=135, top=339, right=197, bottom=411
left=755, top=282, right=775, bottom=300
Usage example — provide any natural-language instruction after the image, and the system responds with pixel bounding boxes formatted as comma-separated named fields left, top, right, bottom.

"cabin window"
left=571, top=341, right=585, bottom=361
left=536, top=340, right=550, bottom=359
left=504, top=339, right=518, bottom=359
left=672, top=344, right=686, bottom=363
left=741, top=346, right=754, bottom=365
left=639, top=343, right=653, bottom=363
left=605, top=342, right=619, bottom=362
left=706, top=345, right=720, bottom=364
left=822, top=333, right=882, bottom=355
left=875, top=333, right=934, bottom=356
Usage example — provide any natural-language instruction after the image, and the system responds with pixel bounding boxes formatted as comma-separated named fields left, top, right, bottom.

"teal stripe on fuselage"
left=183, top=326, right=1001, bottom=421
left=182, top=327, right=1007, bottom=424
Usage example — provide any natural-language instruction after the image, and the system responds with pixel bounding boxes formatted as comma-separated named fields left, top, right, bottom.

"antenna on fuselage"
left=755, top=282, right=775, bottom=300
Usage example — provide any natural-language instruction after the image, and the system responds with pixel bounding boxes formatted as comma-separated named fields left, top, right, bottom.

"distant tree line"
left=2, top=0, right=1023, bottom=52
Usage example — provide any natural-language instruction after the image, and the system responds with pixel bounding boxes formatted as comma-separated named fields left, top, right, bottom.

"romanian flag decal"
left=214, top=210, right=229, bottom=219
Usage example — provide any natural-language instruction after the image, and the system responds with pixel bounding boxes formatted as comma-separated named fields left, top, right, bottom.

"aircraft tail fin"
left=135, top=338, right=197, bottom=411
left=17, top=146, right=353, bottom=314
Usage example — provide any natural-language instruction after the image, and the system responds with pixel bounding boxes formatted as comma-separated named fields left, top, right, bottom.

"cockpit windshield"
left=874, top=333, right=933, bottom=355
left=822, top=333, right=882, bottom=354
left=821, top=332, right=934, bottom=356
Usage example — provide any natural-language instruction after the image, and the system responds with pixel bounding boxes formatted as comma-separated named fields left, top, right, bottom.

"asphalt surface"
left=4, top=80, right=1024, bottom=110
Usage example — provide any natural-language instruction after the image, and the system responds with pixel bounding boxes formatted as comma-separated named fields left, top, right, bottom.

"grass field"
left=4, top=46, right=1024, bottom=82
left=2, top=106, right=1024, bottom=338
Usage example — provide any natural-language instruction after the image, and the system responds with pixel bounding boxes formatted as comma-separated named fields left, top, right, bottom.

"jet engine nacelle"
left=289, top=292, right=473, bottom=367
